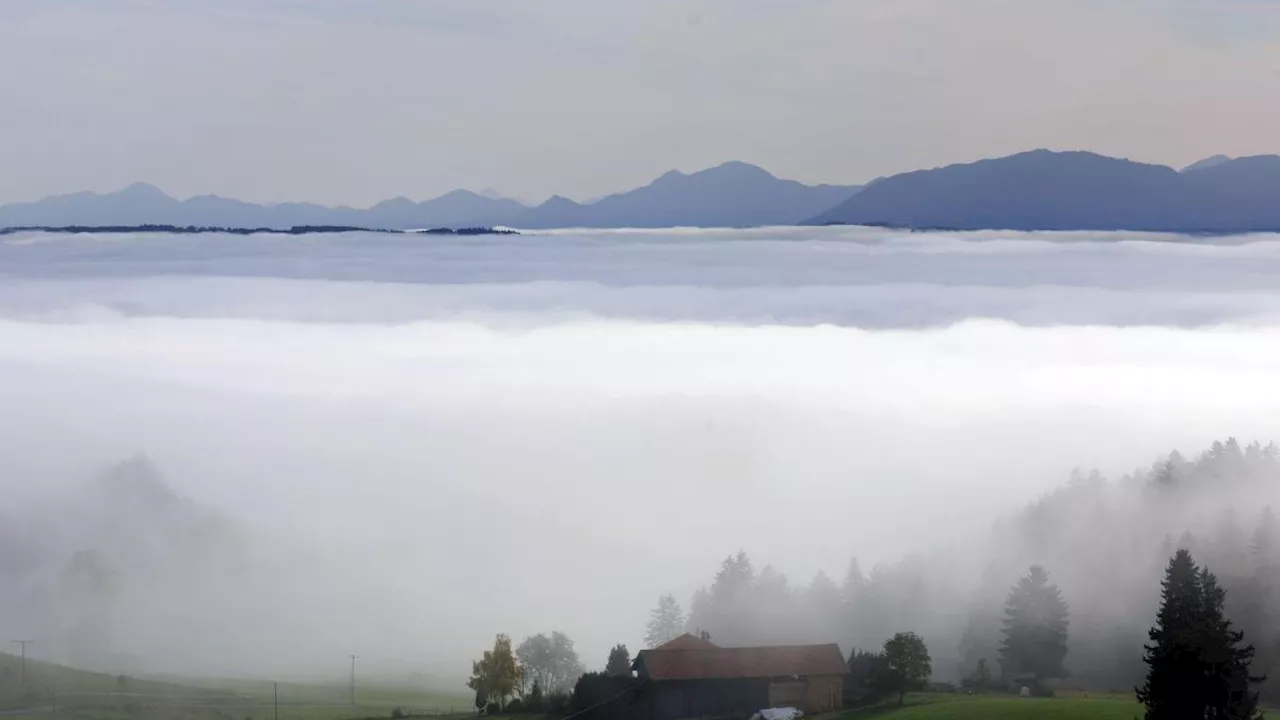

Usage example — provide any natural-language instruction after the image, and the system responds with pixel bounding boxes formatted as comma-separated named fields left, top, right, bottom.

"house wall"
left=767, top=680, right=806, bottom=709
left=638, top=678, right=769, bottom=720
left=804, top=675, right=844, bottom=714
left=637, top=676, right=845, bottom=720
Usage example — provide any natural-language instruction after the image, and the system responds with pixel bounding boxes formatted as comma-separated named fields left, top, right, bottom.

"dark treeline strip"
left=0, top=224, right=518, bottom=236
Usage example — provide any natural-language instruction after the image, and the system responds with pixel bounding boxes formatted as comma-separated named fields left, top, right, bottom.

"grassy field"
left=1, top=652, right=470, bottom=720
left=837, top=693, right=1142, bottom=720
left=166, top=676, right=471, bottom=711
left=4, top=654, right=1155, bottom=720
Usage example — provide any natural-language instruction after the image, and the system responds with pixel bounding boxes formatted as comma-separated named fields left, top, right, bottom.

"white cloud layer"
left=5, top=228, right=1280, bottom=681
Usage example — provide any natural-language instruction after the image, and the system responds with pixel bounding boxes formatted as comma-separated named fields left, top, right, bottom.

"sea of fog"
left=4, top=225, right=1280, bottom=680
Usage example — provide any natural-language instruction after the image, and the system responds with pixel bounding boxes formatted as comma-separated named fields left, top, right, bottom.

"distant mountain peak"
left=515, top=162, right=859, bottom=228
left=117, top=182, right=171, bottom=200
left=434, top=188, right=486, bottom=201
left=710, top=160, right=770, bottom=172
left=1223, top=154, right=1280, bottom=167
left=808, top=148, right=1280, bottom=231
left=644, top=162, right=778, bottom=188
left=1, top=161, right=854, bottom=230
left=1182, top=155, right=1233, bottom=173
left=538, top=194, right=582, bottom=208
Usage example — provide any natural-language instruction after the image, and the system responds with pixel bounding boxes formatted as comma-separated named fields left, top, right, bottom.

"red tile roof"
left=636, top=644, right=847, bottom=681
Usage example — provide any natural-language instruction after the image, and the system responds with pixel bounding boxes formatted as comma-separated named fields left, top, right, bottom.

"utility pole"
left=348, top=655, right=358, bottom=706
left=273, top=681, right=279, bottom=720
left=11, top=641, right=34, bottom=689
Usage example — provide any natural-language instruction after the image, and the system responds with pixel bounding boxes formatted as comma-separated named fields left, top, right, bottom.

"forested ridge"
left=673, top=438, right=1280, bottom=698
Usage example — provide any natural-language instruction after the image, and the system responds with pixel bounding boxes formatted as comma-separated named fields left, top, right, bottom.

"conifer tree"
left=999, top=566, right=1070, bottom=683
left=1138, top=549, right=1264, bottom=719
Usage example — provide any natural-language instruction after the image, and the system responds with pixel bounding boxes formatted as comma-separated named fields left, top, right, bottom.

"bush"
left=391, top=708, right=407, bottom=719
left=844, top=649, right=888, bottom=706
left=961, top=658, right=996, bottom=691
left=570, top=672, right=640, bottom=720
left=545, top=692, right=571, bottom=716
left=931, top=681, right=959, bottom=693
left=505, top=698, right=525, bottom=714
left=486, top=702, right=501, bottom=715
left=1030, top=684, right=1056, bottom=698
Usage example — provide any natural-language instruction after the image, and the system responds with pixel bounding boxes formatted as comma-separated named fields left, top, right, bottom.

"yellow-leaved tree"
left=468, top=634, right=524, bottom=710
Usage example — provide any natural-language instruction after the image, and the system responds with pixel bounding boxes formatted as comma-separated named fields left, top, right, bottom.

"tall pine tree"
left=1138, top=549, right=1206, bottom=717
left=1198, top=569, right=1263, bottom=719
left=999, top=565, right=1070, bottom=683
left=1138, top=549, right=1263, bottom=719
left=644, top=594, right=685, bottom=648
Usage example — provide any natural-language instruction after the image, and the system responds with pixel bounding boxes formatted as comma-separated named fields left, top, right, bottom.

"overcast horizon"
left=3, top=1, right=1280, bottom=206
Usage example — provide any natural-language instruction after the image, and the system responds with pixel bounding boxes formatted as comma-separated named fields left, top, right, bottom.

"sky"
left=2, top=0, right=1279, bottom=206
left=8, top=227, right=1280, bottom=682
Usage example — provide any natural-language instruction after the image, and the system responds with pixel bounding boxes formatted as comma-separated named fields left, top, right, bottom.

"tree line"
left=646, top=440, right=1280, bottom=695
left=469, top=438, right=1278, bottom=716
left=466, top=632, right=636, bottom=716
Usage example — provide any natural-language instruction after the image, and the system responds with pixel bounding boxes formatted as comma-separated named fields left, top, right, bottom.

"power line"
left=348, top=655, right=359, bottom=706
left=10, top=641, right=34, bottom=689
left=558, top=679, right=648, bottom=720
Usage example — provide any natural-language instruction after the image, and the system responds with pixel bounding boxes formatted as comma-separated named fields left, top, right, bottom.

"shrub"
left=524, top=685, right=545, bottom=713
left=486, top=702, right=501, bottom=715
left=545, top=692, right=571, bottom=716
left=1030, top=683, right=1056, bottom=698
left=505, top=698, right=525, bottom=714
left=844, top=649, right=888, bottom=706
left=391, top=708, right=407, bottom=719
left=570, top=672, right=640, bottom=720
left=961, top=658, right=996, bottom=691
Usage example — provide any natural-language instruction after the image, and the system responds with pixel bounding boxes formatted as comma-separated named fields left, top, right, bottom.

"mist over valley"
left=4, top=228, right=1280, bottom=704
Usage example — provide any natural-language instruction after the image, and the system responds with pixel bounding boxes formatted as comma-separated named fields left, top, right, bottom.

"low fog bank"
left=6, top=227, right=1280, bottom=328
left=10, top=276, right=1280, bottom=328
left=5, top=229, right=1280, bottom=691
left=6, top=316, right=1280, bottom=685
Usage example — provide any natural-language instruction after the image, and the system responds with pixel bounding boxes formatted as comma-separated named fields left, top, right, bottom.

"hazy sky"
left=2, top=0, right=1279, bottom=206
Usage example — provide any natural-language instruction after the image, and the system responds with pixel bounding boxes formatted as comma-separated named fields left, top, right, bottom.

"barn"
left=631, top=634, right=847, bottom=720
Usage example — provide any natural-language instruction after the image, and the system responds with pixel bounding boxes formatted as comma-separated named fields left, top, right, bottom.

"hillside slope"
left=519, top=161, right=860, bottom=228
left=809, top=150, right=1280, bottom=232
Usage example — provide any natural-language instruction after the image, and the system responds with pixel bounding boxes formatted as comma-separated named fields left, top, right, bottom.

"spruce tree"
left=999, top=566, right=1070, bottom=683
left=644, top=594, right=685, bottom=648
left=1198, top=569, right=1263, bottom=719
left=1138, top=549, right=1206, bottom=718
left=1138, top=549, right=1264, bottom=720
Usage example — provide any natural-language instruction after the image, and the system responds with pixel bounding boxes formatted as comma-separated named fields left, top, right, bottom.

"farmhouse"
left=631, top=634, right=847, bottom=720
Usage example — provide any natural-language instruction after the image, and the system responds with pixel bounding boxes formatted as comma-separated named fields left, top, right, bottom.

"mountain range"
left=0, top=162, right=862, bottom=231
left=810, top=150, right=1280, bottom=232
left=6, top=150, right=1280, bottom=233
